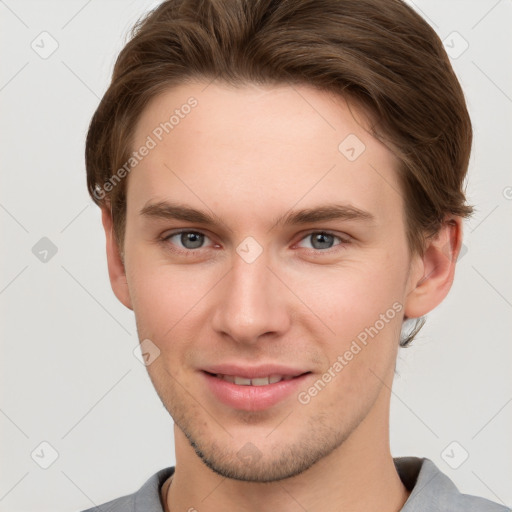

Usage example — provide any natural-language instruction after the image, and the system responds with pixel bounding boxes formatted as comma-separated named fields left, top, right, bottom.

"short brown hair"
left=85, top=0, right=473, bottom=345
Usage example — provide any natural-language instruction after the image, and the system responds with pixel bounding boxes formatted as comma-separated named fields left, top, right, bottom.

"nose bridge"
left=212, top=246, right=288, bottom=342
left=231, top=250, right=270, bottom=305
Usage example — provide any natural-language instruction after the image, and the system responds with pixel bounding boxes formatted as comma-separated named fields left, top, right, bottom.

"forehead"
left=128, top=81, right=402, bottom=227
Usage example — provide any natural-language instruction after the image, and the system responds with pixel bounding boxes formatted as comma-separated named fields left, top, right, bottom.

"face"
left=116, top=81, right=423, bottom=482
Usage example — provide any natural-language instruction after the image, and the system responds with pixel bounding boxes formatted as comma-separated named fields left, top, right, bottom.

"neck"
left=166, top=388, right=410, bottom=512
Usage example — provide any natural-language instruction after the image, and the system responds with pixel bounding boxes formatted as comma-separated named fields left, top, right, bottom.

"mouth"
left=206, top=372, right=298, bottom=386
left=201, top=367, right=311, bottom=411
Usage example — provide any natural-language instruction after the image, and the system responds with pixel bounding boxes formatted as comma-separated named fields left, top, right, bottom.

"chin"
left=180, top=417, right=353, bottom=483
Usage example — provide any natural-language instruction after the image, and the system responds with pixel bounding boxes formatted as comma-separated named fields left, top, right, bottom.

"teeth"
left=251, top=377, right=270, bottom=386
left=216, top=374, right=292, bottom=386
left=234, top=376, right=252, bottom=385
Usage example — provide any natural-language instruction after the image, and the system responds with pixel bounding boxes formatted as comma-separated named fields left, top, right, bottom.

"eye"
left=296, top=231, right=346, bottom=251
left=162, top=230, right=212, bottom=250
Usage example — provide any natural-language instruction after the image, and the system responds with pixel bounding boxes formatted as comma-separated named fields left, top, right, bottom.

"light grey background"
left=1, top=1, right=511, bottom=511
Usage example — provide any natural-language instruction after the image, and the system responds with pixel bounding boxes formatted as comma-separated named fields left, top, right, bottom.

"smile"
left=213, top=374, right=295, bottom=386
left=201, top=368, right=311, bottom=411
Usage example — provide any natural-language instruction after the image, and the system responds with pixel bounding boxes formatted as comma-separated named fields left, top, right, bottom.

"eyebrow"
left=139, top=200, right=374, bottom=230
left=140, top=201, right=224, bottom=225
left=272, top=204, right=374, bottom=228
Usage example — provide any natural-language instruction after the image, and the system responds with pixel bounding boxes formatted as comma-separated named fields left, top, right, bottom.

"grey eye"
left=180, top=231, right=205, bottom=249
left=308, top=232, right=336, bottom=250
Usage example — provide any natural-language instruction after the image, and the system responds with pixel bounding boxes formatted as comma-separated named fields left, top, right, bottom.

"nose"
left=211, top=248, right=291, bottom=345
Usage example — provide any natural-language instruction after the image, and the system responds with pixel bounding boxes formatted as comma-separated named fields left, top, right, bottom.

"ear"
left=101, top=207, right=133, bottom=310
left=404, top=217, right=463, bottom=319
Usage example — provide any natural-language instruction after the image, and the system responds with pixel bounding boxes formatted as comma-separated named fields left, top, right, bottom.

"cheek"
left=291, top=255, right=407, bottom=394
left=298, top=258, right=405, bottom=338
left=128, top=266, right=203, bottom=336
left=126, top=265, right=206, bottom=390
left=296, top=264, right=404, bottom=415
left=124, top=243, right=224, bottom=352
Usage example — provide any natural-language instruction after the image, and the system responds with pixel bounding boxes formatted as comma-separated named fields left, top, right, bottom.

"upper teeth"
left=216, top=374, right=294, bottom=386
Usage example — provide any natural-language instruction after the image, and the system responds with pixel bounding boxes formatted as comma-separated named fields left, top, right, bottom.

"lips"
left=202, top=364, right=307, bottom=380
left=201, top=364, right=311, bottom=411
left=213, top=374, right=295, bottom=386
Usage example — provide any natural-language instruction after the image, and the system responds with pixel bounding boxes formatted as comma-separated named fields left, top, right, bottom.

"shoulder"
left=78, top=467, right=174, bottom=512
left=395, top=457, right=509, bottom=512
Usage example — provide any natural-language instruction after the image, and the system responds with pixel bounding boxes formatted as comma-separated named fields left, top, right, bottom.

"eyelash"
left=159, top=229, right=350, bottom=255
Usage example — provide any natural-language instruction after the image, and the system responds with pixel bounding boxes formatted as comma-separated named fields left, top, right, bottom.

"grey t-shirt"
left=79, top=457, right=509, bottom=511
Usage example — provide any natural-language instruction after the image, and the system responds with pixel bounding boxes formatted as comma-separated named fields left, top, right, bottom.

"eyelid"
left=159, top=228, right=351, bottom=252
left=161, top=228, right=211, bottom=241
left=293, top=230, right=350, bottom=250
left=159, top=229, right=217, bottom=251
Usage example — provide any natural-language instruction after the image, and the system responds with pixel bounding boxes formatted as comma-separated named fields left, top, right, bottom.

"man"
left=82, top=0, right=508, bottom=510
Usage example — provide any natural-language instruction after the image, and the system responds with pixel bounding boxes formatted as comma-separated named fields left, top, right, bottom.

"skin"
left=102, top=81, right=462, bottom=512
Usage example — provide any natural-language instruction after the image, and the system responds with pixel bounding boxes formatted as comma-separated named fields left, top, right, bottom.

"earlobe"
left=101, top=207, right=133, bottom=310
left=404, top=218, right=463, bottom=319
